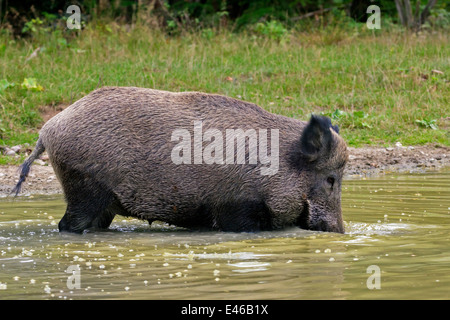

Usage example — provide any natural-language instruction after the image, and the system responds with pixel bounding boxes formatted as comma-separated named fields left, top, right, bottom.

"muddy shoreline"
left=0, top=144, right=449, bottom=197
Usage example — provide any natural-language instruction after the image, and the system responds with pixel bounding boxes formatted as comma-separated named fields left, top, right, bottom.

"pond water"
left=0, top=168, right=449, bottom=300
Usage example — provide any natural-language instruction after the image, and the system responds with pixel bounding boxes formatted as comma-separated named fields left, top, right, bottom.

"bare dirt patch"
left=38, top=104, right=68, bottom=125
left=345, top=144, right=449, bottom=176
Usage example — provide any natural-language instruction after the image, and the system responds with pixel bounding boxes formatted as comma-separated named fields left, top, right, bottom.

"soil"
left=0, top=144, right=449, bottom=197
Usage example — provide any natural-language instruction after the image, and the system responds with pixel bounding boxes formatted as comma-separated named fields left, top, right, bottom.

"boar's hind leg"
left=58, top=177, right=116, bottom=233
left=92, top=197, right=131, bottom=229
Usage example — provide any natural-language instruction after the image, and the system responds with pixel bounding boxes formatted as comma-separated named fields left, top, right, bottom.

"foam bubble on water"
left=163, top=251, right=271, bottom=261
left=345, top=222, right=412, bottom=235
left=228, top=261, right=271, bottom=273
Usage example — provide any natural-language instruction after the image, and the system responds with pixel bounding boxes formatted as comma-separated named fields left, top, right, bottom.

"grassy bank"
left=0, top=23, right=449, bottom=164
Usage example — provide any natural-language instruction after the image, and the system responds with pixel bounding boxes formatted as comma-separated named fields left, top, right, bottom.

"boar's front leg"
left=213, top=201, right=273, bottom=232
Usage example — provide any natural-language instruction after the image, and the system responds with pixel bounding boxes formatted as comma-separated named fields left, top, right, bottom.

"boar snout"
left=310, top=215, right=345, bottom=234
left=298, top=197, right=345, bottom=234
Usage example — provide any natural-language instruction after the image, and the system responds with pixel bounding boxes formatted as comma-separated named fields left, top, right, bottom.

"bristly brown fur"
left=20, top=86, right=348, bottom=233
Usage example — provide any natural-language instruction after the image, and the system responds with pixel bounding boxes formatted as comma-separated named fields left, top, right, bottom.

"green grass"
left=0, top=22, right=449, bottom=163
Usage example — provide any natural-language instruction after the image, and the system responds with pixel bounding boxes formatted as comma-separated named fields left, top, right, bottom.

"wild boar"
left=13, top=87, right=348, bottom=233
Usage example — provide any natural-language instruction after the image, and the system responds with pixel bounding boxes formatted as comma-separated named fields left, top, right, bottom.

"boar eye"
left=326, top=176, right=335, bottom=188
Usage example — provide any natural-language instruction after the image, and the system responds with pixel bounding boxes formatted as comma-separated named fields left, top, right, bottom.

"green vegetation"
left=0, top=10, right=449, bottom=165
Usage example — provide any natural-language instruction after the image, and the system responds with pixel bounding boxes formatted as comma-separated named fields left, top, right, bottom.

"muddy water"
left=0, top=169, right=449, bottom=300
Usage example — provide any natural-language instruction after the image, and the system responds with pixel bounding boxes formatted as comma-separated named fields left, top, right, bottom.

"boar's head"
left=291, top=115, right=348, bottom=233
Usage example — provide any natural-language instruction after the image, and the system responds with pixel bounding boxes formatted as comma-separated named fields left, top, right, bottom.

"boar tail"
left=11, top=138, right=46, bottom=196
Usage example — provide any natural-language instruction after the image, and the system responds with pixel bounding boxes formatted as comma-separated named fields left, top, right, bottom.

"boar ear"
left=300, top=115, right=334, bottom=162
